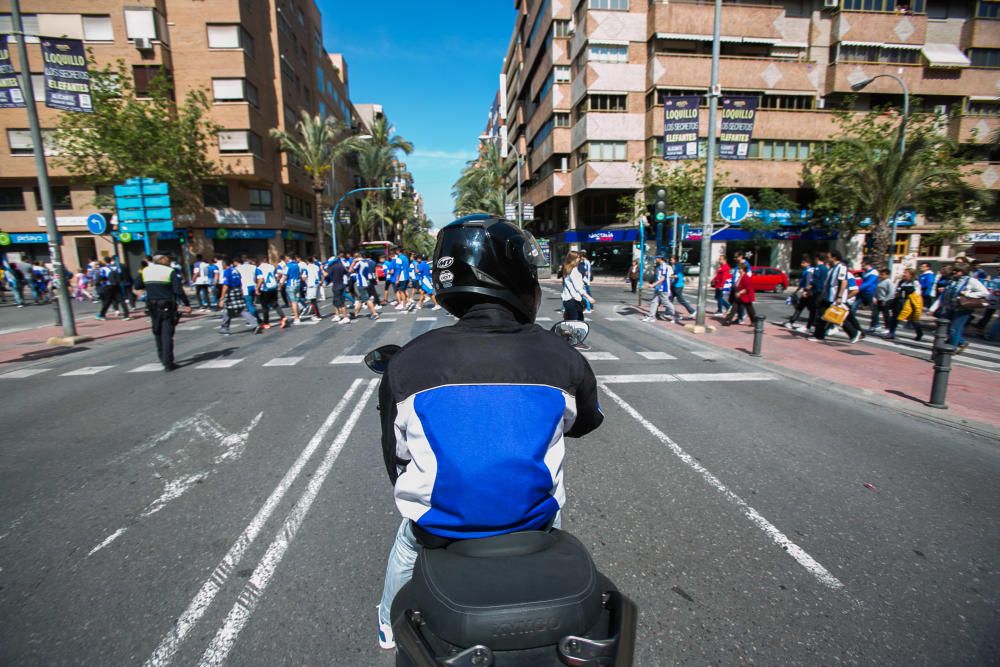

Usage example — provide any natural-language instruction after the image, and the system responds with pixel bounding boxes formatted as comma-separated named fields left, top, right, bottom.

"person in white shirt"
left=192, top=254, right=210, bottom=310
left=302, top=256, right=323, bottom=319
left=255, top=256, right=287, bottom=329
left=234, top=256, right=262, bottom=325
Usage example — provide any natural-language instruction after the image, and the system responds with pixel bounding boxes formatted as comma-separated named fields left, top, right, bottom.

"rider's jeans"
left=378, top=512, right=563, bottom=628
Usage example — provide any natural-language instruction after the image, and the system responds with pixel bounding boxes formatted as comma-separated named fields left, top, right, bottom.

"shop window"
left=203, top=184, right=230, bottom=208
left=0, top=187, right=24, bottom=211
left=34, top=185, right=72, bottom=210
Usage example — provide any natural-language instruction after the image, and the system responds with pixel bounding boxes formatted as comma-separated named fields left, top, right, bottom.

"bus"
left=359, top=240, right=397, bottom=261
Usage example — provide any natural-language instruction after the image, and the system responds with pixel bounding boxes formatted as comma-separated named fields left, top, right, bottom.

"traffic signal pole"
left=11, top=0, right=77, bottom=339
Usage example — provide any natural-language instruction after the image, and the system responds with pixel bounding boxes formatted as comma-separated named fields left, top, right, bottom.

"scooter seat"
left=394, top=529, right=608, bottom=651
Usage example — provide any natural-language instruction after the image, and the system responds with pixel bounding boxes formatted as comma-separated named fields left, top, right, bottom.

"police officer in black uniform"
left=134, top=254, right=191, bottom=371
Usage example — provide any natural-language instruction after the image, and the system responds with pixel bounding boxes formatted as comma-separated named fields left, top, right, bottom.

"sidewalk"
left=0, top=311, right=210, bottom=366
left=631, top=306, right=1000, bottom=433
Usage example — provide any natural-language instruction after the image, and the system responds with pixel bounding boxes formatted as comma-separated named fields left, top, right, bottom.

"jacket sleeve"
left=378, top=373, right=410, bottom=484
left=172, top=270, right=190, bottom=306
left=567, top=358, right=604, bottom=438
left=134, top=270, right=145, bottom=290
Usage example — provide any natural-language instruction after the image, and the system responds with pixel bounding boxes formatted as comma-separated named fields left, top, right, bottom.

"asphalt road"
left=0, top=282, right=997, bottom=665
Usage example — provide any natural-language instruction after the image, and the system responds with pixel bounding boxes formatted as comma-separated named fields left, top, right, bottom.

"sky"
left=320, top=2, right=516, bottom=228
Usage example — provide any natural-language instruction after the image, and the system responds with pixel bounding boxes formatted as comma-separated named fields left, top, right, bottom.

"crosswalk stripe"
left=179, top=325, right=202, bottom=331
left=536, top=317, right=553, bottom=322
left=692, top=351, right=726, bottom=360
left=376, top=318, right=398, bottom=323
left=263, top=357, right=303, bottom=367
left=291, top=319, right=320, bottom=326
left=674, top=372, right=777, bottom=382
left=416, top=317, right=438, bottom=322
left=637, top=351, right=677, bottom=360
left=61, top=366, right=114, bottom=376
left=129, top=363, right=163, bottom=373
left=0, top=368, right=50, bottom=378
left=196, top=359, right=245, bottom=369
left=582, top=351, right=619, bottom=361
left=330, top=355, right=364, bottom=365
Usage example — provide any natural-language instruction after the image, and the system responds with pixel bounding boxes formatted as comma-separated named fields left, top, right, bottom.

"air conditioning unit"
left=824, top=0, right=839, bottom=8
left=134, top=37, right=154, bottom=51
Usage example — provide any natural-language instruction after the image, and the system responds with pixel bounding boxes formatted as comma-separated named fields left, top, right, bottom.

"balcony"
left=525, top=171, right=572, bottom=203
left=826, top=62, right=999, bottom=97
left=948, top=115, right=1000, bottom=144
left=571, top=112, right=645, bottom=151
left=649, top=54, right=818, bottom=92
left=961, top=18, right=1000, bottom=50
left=650, top=2, right=784, bottom=43
left=832, top=10, right=927, bottom=46
left=721, top=159, right=805, bottom=190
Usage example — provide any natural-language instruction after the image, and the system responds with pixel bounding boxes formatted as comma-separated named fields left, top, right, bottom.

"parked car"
left=750, top=266, right=789, bottom=293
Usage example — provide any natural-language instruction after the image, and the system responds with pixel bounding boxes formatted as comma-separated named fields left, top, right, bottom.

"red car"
left=750, top=266, right=789, bottom=293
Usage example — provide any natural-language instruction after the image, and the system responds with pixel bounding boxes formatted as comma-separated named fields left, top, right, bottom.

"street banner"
left=0, top=35, right=25, bottom=108
left=719, top=96, right=758, bottom=160
left=662, top=95, right=700, bottom=160
left=41, top=37, right=93, bottom=113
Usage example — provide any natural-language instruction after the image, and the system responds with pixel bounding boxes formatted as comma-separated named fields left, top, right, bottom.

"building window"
left=919, top=240, right=941, bottom=256
left=758, top=140, right=812, bottom=161
left=0, top=187, right=24, bottom=211
left=7, top=129, right=58, bottom=156
left=589, top=0, right=628, bottom=9
left=526, top=0, right=550, bottom=48
left=966, top=101, right=1000, bottom=116
left=34, top=185, right=72, bottom=211
left=581, top=141, right=627, bottom=162
left=30, top=73, right=45, bottom=99
left=978, top=1, right=1000, bottom=18
left=212, top=78, right=258, bottom=106
left=841, top=0, right=925, bottom=12
left=82, top=15, right=114, bottom=41
left=579, top=93, right=627, bottom=114
left=893, top=237, right=909, bottom=257
left=133, top=66, right=168, bottom=98
left=553, top=19, right=572, bottom=38
left=218, top=130, right=262, bottom=156
left=967, top=48, right=1000, bottom=68
left=124, top=8, right=167, bottom=43
left=537, top=74, right=554, bottom=103
left=0, top=14, right=39, bottom=43
left=207, top=24, right=255, bottom=58
left=588, top=43, right=628, bottom=63
left=760, top=94, right=815, bottom=110
left=554, top=112, right=571, bottom=127
left=554, top=65, right=571, bottom=83
left=203, top=184, right=230, bottom=208
left=249, top=188, right=272, bottom=210
left=834, top=43, right=920, bottom=65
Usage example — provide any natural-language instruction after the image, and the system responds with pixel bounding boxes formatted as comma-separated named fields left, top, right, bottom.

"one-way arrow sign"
left=719, top=192, right=750, bottom=223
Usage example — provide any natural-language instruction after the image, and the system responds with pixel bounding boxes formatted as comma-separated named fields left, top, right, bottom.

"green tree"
left=53, top=57, right=220, bottom=215
left=452, top=140, right=504, bottom=217
left=270, top=111, right=361, bottom=259
left=804, top=107, right=988, bottom=269
left=618, top=159, right=731, bottom=228
left=351, top=116, right=412, bottom=244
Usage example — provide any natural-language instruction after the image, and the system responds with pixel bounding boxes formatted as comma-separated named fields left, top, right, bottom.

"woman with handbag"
left=885, top=268, right=923, bottom=341
left=561, top=251, right=595, bottom=324
left=722, top=261, right=756, bottom=325
left=932, top=264, right=989, bottom=353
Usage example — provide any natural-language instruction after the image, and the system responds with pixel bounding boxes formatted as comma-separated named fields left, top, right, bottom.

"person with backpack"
left=95, top=257, right=130, bottom=320
left=218, top=256, right=262, bottom=336
left=642, top=255, right=677, bottom=324
left=255, top=256, right=287, bottom=329
left=668, top=256, right=697, bottom=320
left=3, top=259, right=25, bottom=307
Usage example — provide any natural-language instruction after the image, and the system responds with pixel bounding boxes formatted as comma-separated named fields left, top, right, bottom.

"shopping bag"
left=822, top=303, right=848, bottom=326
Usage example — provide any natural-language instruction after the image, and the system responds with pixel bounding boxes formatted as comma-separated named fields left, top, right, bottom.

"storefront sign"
left=684, top=227, right=838, bottom=242
left=206, top=228, right=276, bottom=240
left=719, top=96, right=758, bottom=160
left=663, top=96, right=700, bottom=160
left=41, top=37, right=93, bottom=113
left=560, top=229, right=639, bottom=243
left=964, top=232, right=1000, bottom=243
left=214, top=209, right=266, bottom=226
left=283, top=230, right=310, bottom=241
left=8, top=232, right=50, bottom=244
left=0, top=35, right=25, bottom=108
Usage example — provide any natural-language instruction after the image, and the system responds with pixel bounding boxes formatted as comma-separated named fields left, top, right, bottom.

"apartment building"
left=0, top=0, right=363, bottom=273
left=500, top=0, right=1000, bottom=275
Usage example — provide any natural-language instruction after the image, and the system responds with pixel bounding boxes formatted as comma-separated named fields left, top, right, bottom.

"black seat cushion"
left=395, top=529, right=608, bottom=651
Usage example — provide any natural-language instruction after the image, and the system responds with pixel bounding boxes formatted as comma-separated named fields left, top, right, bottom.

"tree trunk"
left=869, top=218, right=892, bottom=271
left=313, top=186, right=326, bottom=261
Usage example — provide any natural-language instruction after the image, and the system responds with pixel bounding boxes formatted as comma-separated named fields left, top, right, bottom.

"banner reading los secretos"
left=41, top=37, right=93, bottom=113
left=719, top=96, right=758, bottom=160
left=663, top=95, right=700, bottom=160
left=0, top=35, right=26, bottom=108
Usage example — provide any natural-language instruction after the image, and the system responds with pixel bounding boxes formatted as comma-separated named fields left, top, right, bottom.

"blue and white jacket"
left=379, top=303, right=604, bottom=540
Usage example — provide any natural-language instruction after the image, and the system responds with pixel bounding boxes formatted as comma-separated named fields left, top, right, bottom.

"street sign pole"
left=11, top=0, right=77, bottom=338
left=694, top=0, right=723, bottom=331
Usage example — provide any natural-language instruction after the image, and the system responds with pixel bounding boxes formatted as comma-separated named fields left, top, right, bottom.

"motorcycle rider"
left=375, top=215, right=604, bottom=650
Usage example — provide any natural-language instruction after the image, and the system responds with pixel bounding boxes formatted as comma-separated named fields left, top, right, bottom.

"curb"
left=618, top=306, right=1000, bottom=441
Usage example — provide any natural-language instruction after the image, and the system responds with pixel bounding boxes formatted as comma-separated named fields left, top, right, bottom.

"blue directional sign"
left=719, top=192, right=750, bottom=223
left=86, top=213, right=107, bottom=235
left=113, top=177, right=173, bottom=255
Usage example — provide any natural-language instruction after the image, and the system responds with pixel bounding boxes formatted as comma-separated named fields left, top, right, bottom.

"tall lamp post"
left=327, top=134, right=371, bottom=256
left=851, top=74, right=909, bottom=277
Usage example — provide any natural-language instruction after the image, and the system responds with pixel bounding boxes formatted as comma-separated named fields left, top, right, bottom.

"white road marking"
left=599, top=384, right=845, bottom=592
left=196, top=359, right=245, bottom=369
left=863, top=337, right=1000, bottom=369
left=536, top=317, right=553, bottom=322
left=291, top=318, right=320, bottom=326
left=582, top=351, right=619, bottom=361
left=144, top=380, right=364, bottom=667
left=598, top=374, right=679, bottom=384
left=330, top=355, right=364, bottom=365
left=180, top=325, right=202, bottom=331
left=129, top=363, right=163, bottom=373
left=637, top=351, right=676, bottom=360
left=675, top=372, right=777, bottom=382
left=691, top=351, right=726, bottom=360
left=263, top=356, right=303, bottom=367
left=604, top=317, right=626, bottom=322
left=0, top=368, right=50, bottom=378
left=377, top=318, right=398, bottom=323
left=0, top=325, right=35, bottom=335
left=197, top=380, right=378, bottom=667
left=87, top=527, right=128, bottom=557
left=416, top=317, right=438, bottom=322
left=61, top=366, right=114, bottom=376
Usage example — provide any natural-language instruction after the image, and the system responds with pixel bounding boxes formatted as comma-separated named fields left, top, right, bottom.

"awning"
left=741, top=36, right=779, bottom=44
left=921, top=43, right=971, bottom=68
left=654, top=33, right=775, bottom=44
left=655, top=32, right=712, bottom=41
left=841, top=40, right=883, bottom=47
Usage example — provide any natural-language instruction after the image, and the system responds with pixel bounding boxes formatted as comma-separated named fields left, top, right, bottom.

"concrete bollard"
left=930, top=317, right=950, bottom=364
left=751, top=315, right=767, bottom=357
left=927, top=342, right=956, bottom=409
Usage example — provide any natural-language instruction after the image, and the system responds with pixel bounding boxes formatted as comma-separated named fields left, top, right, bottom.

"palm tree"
left=452, top=140, right=504, bottom=217
left=270, top=111, right=360, bottom=259
left=352, top=115, right=413, bottom=243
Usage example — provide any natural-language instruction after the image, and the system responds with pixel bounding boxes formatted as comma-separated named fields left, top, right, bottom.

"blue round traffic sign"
left=719, top=193, right=750, bottom=224
left=86, top=213, right=108, bottom=235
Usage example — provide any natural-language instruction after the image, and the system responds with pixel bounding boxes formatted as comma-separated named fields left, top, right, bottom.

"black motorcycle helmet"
left=433, top=214, right=547, bottom=323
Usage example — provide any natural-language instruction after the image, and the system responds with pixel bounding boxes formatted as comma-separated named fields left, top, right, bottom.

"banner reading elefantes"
left=662, top=95, right=701, bottom=160
left=41, top=37, right=93, bottom=113
left=0, top=35, right=26, bottom=108
left=719, top=96, right=758, bottom=160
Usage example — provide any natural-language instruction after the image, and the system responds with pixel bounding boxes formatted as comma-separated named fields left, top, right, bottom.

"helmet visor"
left=520, top=230, right=548, bottom=268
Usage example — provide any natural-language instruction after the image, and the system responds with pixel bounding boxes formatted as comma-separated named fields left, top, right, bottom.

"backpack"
left=262, top=268, right=278, bottom=292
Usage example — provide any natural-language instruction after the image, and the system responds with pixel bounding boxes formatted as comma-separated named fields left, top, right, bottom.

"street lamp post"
left=851, top=74, right=909, bottom=277
left=327, top=134, right=372, bottom=256
left=330, top=186, right=392, bottom=257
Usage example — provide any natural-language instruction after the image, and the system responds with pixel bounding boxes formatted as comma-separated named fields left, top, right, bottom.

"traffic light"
left=653, top=188, right=668, bottom=223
